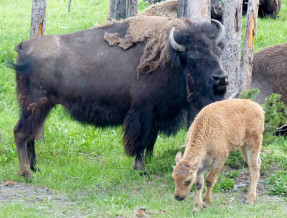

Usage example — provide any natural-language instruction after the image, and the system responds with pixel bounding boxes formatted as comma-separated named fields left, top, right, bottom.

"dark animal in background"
left=141, top=0, right=225, bottom=22
left=12, top=16, right=228, bottom=178
left=243, top=0, right=281, bottom=18
left=251, top=43, right=287, bottom=104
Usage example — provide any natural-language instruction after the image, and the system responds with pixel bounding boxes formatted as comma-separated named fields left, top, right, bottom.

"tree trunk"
left=30, top=0, right=47, bottom=141
left=109, top=0, right=138, bottom=20
left=126, top=0, right=138, bottom=17
left=221, top=0, right=259, bottom=98
left=221, top=0, right=243, bottom=98
left=30, top=0, right=47, bottom=38
left=178, top=0, right=210, bottom=22
left=109, top=0, right=126, bottom=20
left=240, top=0, right=259, bottom=91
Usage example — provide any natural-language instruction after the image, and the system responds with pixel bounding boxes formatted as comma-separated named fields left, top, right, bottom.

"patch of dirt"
left=0, top=181, right=83, bottom=217
left=1, top=168, right=286, bottom=216
left=220, top=166, right=287, bottom=206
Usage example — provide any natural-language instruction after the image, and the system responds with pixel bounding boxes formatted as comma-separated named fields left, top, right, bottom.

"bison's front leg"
left=134, top=152, right=145, bottom=171
left=123, top=108, right=157, bottom=171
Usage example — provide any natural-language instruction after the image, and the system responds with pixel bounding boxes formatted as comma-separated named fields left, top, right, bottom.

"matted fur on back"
left=99, top=16, right=192, bottom=73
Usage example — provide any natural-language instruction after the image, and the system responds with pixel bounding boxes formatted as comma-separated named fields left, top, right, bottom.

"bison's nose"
left=174, top=195, right=185, bottom=201
left=213, top=74, right=228, bottom=86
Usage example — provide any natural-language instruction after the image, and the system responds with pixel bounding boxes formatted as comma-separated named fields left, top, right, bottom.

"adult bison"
left=141, top=0, right=224, bottom=22
left=251, top=43, right=287, bottom=104
left=243, top=0, right=281, bottom=18
left=12, top=16, right=228, bottom=178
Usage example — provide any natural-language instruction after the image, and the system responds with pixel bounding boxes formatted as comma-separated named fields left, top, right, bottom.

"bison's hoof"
left=133, top=161, right=145, bottom=171
left=30, top=165, right=40, bottom=172
left=18, top=170, right=32, bottom=179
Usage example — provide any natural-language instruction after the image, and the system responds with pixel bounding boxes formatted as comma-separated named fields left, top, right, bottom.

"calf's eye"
left=185, top=180, right=191, bottom=186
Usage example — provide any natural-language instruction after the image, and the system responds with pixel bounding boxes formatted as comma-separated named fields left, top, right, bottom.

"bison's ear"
left=175, top=152, right=183, bottom=163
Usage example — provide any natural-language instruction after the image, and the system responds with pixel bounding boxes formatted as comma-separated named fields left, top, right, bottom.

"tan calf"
left=172, top=99, right=264, bottom=212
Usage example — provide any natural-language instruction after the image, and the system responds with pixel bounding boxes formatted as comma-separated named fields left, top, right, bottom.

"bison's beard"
left=191, top=84, right=227, bottom=111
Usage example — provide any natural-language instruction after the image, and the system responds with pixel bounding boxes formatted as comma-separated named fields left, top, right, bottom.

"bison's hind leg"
left=14, top=96, right=53, bottom=178
left=245, top=135, right=262, bottom=204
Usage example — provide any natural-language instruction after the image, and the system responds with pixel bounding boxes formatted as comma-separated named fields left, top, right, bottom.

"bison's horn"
left=169, top=27, right=186, bottom=52
left=211, top=19, right=225, bottom=45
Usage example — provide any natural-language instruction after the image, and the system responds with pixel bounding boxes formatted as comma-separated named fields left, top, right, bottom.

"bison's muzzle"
left=213, top=74, right=228, bottom=94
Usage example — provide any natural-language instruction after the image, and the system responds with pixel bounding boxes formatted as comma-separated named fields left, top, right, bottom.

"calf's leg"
left=203, top=161, right=225, bottom=207
left=193, top=173, right=204, bottom=213
left=246, top=148, right=261, bottom=203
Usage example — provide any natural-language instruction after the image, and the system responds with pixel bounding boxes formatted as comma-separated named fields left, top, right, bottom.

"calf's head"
left=169, top=19, right=228, bottom=110
left=172, top=152, right=199, bottom=201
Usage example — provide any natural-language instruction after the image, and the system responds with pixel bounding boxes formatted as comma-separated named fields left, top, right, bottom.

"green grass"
left=1, top=0, right=287, bottom=216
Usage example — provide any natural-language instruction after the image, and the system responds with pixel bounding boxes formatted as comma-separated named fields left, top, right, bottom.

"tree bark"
left=109, top=0, right=126, bottom=20
left=221, top=0, right=243, bottom=98
left=126, top=0, right=138, bottom=17
left=109, top=0, right=138, bottom=20
left=221, top=0, right=259, bottom=98
left=30, top=0, right=47, bottom=141
left=178, top=0, right=210, bottom=22
left=30, top=0, right=47, bottom=38
left=240, top=0, right=259, bottom=90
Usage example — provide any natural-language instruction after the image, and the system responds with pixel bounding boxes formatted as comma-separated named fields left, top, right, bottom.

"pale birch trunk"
left=221, top=0, right=243, bottom=98
left=30, top=0, right=47, bottom=140
left=109, top=0, right=138, bottom=20
left=30, top=0, right=46, bottom=38
left=240, top=0, right=259, bottom=90
left=178, top=0, right=210, bottom=22
left=126, top=0, right=138, bottom=17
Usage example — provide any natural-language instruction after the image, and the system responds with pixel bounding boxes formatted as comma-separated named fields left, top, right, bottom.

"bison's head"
left=169, top=19, right=228, bottom=111
left=172, top=152, right=200, bottom=201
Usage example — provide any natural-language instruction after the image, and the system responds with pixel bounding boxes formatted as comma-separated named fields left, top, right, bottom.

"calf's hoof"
left=245, top=193, right=256, bottom=205
left=203, top=198, right=211, bottom=208
left=193, top=203, right=202, bottom=213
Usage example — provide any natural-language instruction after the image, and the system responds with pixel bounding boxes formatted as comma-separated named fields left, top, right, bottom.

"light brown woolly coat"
left=173, top=99, right=264, bottom=212
left=140, top=0, right=178, bottom=19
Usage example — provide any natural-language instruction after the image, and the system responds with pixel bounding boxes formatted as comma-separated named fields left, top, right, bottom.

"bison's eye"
left=188, top=55, right=196, bottom=62
left=185, top=180, right=191, bottom=186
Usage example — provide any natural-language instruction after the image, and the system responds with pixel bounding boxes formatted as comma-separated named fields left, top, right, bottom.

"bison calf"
left=172, top=99, right=264, bottom=212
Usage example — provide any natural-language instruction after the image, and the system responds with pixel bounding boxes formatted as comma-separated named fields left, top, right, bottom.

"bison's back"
left=252, top=43, right=287, bottom=103
left=16, top=28, right=145, bottom=99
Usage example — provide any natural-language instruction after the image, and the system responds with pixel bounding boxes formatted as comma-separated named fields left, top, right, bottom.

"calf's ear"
left=175, top=152, right=183, bottom=163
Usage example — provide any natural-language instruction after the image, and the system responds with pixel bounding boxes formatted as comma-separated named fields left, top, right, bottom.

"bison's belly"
left=62, top=97, right=130, bottom=127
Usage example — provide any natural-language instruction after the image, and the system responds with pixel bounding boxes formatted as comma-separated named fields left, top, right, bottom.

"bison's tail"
left=7, top=60, right=32, bottom=74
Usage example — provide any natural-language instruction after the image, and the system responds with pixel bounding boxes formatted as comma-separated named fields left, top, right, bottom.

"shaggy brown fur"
left=140, top=0, right=224, bottom=21
left=252, top=43, right=287, bottom=103
left=140, top=0, right=178, bottom=19
left=101, top=16, right=192, bottom=73
left=172, top=99, right=264, bottom=212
